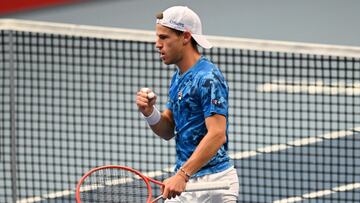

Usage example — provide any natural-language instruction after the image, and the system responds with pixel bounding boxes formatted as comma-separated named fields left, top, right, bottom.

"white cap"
left=156, top=6, right=212, bottom=49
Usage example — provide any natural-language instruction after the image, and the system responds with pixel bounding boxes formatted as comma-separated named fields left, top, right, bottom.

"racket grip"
left=152, top=195, right=163, bottom=203
left=185, top=181, right=230, bottom=192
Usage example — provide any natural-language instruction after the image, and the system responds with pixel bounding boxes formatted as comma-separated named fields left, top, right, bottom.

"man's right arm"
left=136, top=89, right=175, bottom=140
left=149, top=108, right=175, bottom=140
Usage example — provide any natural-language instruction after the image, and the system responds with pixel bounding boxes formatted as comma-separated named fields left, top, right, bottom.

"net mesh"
left=1, top=20, right=360, bottom=203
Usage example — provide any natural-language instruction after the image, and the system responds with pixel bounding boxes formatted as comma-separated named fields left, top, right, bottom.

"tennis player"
left=136, top=6, right=239, bottom=202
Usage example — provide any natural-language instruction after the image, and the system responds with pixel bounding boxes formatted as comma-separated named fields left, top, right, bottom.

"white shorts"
left=165, top=166, right=239, bottom=203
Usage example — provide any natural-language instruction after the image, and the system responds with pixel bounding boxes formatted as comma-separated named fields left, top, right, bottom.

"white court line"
left=16, top=127, right=359, bottom=203
left=16, top=190, right=74, bottom=203
left=16, top=167, right=175, bottom=203
left=229, top=127, right=359, bottom=160
left=229, top=127, right=360, bottom=203
left=257, top=80, right=360, bottom=95
left=273, top=182, right=360, bottom=203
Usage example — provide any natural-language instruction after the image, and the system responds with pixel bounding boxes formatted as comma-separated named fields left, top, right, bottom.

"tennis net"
left=1, top=19, right=360, bottom=203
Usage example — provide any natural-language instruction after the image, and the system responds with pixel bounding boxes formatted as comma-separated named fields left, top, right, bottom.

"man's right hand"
left=136, top=87, right=157, bottom=116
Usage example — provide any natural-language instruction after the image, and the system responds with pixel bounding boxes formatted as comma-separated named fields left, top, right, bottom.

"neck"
left=177, top=50, right=201, bottom=74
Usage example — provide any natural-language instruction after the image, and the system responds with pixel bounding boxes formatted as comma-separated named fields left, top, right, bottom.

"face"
left=155, top=24, right=184, bottom=65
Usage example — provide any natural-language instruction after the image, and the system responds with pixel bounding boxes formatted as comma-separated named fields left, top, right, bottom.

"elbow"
left=214, top=130, right=227, bottom=145
left=162, top=135, right=173, bottom=141
left=219, top=133, right=226, bottom=145
left=159, top=132, right=175, bottom=141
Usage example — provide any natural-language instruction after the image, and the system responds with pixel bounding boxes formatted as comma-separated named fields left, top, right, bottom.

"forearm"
left=149, top=110, right=175, bottom=140
left=181, top=130, right=226, bottom=176
left=180, top=114, right=227, bottom=177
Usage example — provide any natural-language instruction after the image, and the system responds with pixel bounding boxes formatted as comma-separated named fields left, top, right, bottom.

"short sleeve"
left=198, top=70, right=228, bottom=118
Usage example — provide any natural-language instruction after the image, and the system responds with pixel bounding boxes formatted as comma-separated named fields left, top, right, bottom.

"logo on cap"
left=169, top=20, right=185, bottom=30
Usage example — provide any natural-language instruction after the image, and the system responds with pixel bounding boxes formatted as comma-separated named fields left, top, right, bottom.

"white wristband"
left=142, top=105, right=161, bottom=125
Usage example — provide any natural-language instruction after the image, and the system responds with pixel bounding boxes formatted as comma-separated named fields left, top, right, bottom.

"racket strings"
left=80, top=168, right=149, bottom=203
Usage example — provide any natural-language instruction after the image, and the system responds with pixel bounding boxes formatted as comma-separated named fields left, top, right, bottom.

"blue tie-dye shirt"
left=166, top=56, right=231, bottom=177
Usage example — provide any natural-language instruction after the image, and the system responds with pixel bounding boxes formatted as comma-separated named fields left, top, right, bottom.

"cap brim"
left=192, top=34, right=212, bottom=49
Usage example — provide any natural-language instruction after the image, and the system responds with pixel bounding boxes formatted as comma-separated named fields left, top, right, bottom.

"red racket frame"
left=76, top=165, right=164, bottom=203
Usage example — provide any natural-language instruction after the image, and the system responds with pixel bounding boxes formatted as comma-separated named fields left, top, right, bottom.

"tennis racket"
left=76, top=165, right=230, bottom=203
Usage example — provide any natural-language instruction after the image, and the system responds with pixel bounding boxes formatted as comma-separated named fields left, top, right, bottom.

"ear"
left=182, top=31, right=192, bottom=45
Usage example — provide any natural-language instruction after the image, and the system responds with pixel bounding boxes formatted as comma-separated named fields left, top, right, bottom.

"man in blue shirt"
left=136, top=6, right=239, bottom=202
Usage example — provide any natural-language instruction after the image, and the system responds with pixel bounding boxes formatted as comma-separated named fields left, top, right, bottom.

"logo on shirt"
left=212, top=99, right=221, bottom=106
left=178, top=91, right=183, bottom=100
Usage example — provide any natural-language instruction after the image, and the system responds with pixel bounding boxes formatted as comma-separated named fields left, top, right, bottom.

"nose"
left=155, top=43, right=160, bottom=49
left=155, top=37, right=162, bottom=49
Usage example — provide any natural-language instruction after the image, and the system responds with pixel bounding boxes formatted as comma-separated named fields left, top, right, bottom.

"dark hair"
left=156, top=12, right=163, bottom=20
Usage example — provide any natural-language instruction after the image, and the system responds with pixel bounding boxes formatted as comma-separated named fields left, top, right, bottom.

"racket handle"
left=152, top=195, right=163, bottom=203
left=185, top=181, right=230, bottom=192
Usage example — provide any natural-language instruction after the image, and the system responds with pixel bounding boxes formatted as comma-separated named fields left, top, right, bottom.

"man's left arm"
left=161, top=114, right=227, bottom=199
left=180, top=114, right=226, bottom=175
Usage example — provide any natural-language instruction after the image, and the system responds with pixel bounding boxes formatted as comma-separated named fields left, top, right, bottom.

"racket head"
left=76, top=165, right=156, bottom=203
